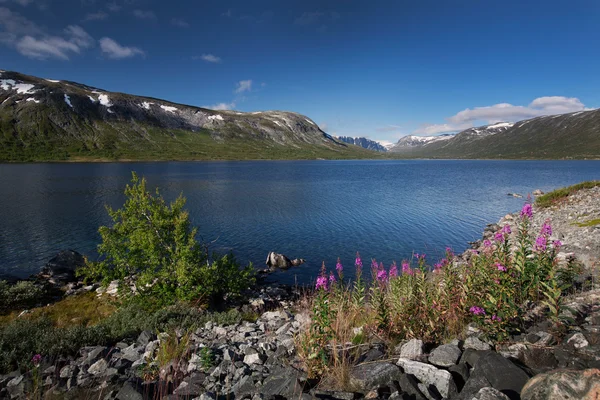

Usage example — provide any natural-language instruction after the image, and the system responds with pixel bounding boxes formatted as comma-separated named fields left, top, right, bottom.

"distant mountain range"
left=336, top=136, right=388, bottom=152
left=0, top=70, right=379, bottom=161
left=1, top=70, right=598, bottom=161
left=388, top=114, right=600, bottom=159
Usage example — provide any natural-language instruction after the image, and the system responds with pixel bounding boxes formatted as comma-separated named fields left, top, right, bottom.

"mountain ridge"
left=0, top=70, right=381, bottom=162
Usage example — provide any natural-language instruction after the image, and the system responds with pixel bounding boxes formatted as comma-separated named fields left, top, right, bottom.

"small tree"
left=78, top=172, right=254, bottom=305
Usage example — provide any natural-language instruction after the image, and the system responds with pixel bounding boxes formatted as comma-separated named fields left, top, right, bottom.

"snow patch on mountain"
left=208, top=114, right=224, bottom=121
left=97, top=94, right=112, bottom=107
left=26, top=97, right=40, bottom=104
left=64, top=94, right=73, bottom=109
left=160, top=105, right=178, bottom=113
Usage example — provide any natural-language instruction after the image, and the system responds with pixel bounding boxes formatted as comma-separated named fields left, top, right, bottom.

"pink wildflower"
left=469, top=306, right=486, bottom=316
left=496, top=263, right=507, bottom=272
left=540, top=221, right=552, bottom=236
left=315, top=275, right=328, bottom=291
left=534, top=235, right=547, bottom=252
left=520, top=203, right=533, bottom=219
left=32, top=354, right=42, bottom=366
left=401, top=260, right=413, bottom=276
left=389, top=261, right=398, bottom=278
left=501, top=224, right=512, bottom=235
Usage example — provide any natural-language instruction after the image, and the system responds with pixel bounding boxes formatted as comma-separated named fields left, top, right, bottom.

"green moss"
left=535, top=181, right=600, bottom=208
left=573, top=218, right=600, bottom=227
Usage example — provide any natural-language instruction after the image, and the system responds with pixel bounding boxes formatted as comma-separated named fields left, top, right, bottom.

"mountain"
left=387, top=112, right=600, bottom=159
left=336, top=136, right=388, bottom=152
left=0, top=70, right=380, bottom=162
left=388, top=134, right=453, bottom=152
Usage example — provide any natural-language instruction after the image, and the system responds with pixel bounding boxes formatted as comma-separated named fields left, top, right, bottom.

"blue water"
left=0, top=160, right=598, bottom=284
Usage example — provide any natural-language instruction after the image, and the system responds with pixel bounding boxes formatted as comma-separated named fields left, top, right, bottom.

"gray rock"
left=397, top=373, right=427, bottom=400
left=136, top=330, right=155, bottom=347
left=232, top=375, right=256, bottom=398
left=244, top=352, right=266, bottom=365
left=471, top=387, right=511, bottom=400
left=59, top=364, right=78, bottom=379
left=521, top=368, right=600, bottom=400
left=198, top=393, right=217, bottom=400
left=174, top=380, right=204, bottom=397
left=460, top=348, right=483, bottom=368
left=88, top=358, right=108, bottom=376
left=464, top=337, right=492, bottom=351
left=397, top=358, right=457, bottom=398
left=261, top=366, right=306, bottom=398
left=428, top=344, right=462, bottom=368
left=462, top=351, right=530, bottom=400
left=116, top=381, right=144, bottom=400
left=567, top=332, right=589, bottom=349
left=6, top=375, right=24, bottom=399
left=399, top=339, right=424, bottom=360
left=448, top=363, right=470, bottom=391
left=350, top=362, right=401, bottom=391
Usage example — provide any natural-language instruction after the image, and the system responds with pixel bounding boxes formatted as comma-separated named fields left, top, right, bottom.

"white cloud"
left=99, top=37, right=144, bottom=59
left=0, top=7, right=42, bottom=36
left=171, top=18, right=189, bottom=28
left=16, top=36, right=81, bottom=59
left=294, top=11, right=324, bottom=25
left=106, top=1, right=121, bottom=12
left=83, top=11, right=108, bottom=21
left=235, top=80, right=252, bottom=93
left=0, top=8, right=95, bottom=60
left=415, top=96, right=591, bottom=135
left=204, top=102, right=235, bottom=111
left=196, top=53, right=221, bottom=63
left=64, top=25, right=94, bottom=48
left=133, top=9, right=155, bottom=20
left=376, top=124, right=402, bottom=132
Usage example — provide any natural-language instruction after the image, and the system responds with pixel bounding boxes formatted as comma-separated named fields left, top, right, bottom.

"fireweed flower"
left=389, top=261, right=398, bottom=278
left=355, top=252, right=363, bottom=269
left=401, top=260, right=413, bottom=276
left=496, top=263, right=507, bottom=272
left=520, top=203, right=533, bottom=219
left=329, top=272, right=336, bottom=285
left=376, top=268, right=387, bottom=283
left=553, top=240, right=562, bottom=249
left=371, top=259, right=379, bottom=276
left=541, top=221, right=552, bottom=236
left=469, top=306, right=486, bottom=316
left=483, top=239, right=492, bottom=248
left=336, top=257, right=343, bottom=279
left=32, top=354, right=42, bottom=366
left=534, top=235, right=547, bottom=252
left=491, top=314, right=502, bottom=322
left=315, top=275, right=328, bottom=291
left=434, top=262, right=443, bottom=272
left=501, top=224, right=512, bottom=235
left=494, top=232, right=504, bottom=242
left=445, top=247, right=454, bottom=257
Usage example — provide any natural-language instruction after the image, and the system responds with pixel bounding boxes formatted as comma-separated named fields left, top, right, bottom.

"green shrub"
left=78, top=172, right=255, bottom=305
left=0, top=280, right=46, bottom=313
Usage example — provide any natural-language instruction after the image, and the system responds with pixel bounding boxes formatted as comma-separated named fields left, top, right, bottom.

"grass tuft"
left=535, top=181, right=600, bottom=208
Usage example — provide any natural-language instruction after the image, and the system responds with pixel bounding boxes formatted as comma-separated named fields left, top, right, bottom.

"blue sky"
left=1, top=0, right=599, bottom=144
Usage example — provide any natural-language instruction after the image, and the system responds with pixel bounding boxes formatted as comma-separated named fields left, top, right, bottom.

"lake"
left=0, top=160, right=598, bottom=285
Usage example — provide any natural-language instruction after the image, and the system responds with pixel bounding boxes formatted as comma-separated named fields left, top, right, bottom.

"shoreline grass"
left=535, top=180, right=600, bottom=208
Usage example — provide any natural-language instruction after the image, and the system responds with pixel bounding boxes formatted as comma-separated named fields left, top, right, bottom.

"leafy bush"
left=0, top=280, right=46, bottom=313
left=78, top=172, right=254, bottom=305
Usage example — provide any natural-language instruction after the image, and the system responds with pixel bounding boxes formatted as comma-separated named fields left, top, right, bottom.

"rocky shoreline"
left=1, top=187, right=600, bottom=400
